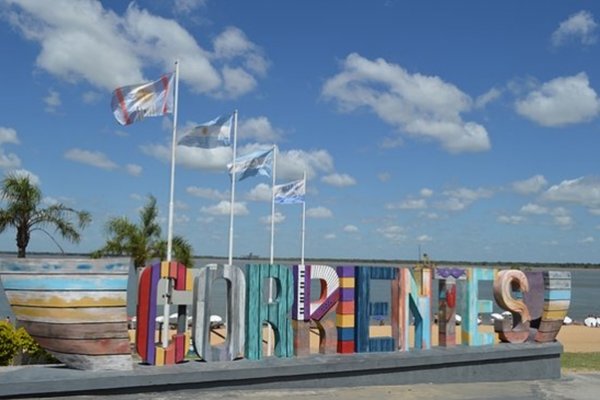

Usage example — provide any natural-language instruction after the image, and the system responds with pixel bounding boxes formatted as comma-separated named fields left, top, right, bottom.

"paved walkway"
left=21, top=372, right=600, bottom=400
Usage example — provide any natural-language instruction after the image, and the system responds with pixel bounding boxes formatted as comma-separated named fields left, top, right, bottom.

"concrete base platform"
left=0, top=342, right=562, bottom=398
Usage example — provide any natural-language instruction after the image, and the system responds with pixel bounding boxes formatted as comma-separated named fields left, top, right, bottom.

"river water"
left=0, top=257, right=598, bottom=323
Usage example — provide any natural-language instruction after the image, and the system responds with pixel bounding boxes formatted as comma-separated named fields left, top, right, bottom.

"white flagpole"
left=163, top=60, right=180, bottom=348
left=301, top=171, right=306, bottom=265
left=267, top=144, right=277, bottom=357
left=228, top=110, right=239, bottom=265
left=269, top=145, right=277, bottom=264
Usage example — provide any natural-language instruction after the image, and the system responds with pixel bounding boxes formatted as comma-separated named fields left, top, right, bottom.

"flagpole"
left=228, top=110, right=239, bottom=265
left=269, top=145, right=277, bottom=264
left=162, top=60, right=180, bottom=348
left=301, top=171, right=306, bottom=265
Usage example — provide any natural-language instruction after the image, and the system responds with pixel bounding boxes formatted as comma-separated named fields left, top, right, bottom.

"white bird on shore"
left=584, top=316, right=597, bottom=327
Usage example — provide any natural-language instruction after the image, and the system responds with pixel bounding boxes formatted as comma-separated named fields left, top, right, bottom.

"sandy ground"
left=135, top=323, right=600, bottom=354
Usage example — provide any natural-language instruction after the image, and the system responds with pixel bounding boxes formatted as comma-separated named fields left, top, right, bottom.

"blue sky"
left=1, top=1, right=599, bottom=264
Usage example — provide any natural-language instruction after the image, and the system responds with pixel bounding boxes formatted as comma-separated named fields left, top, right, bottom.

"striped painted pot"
left=0, top=258, right=133, bottom=370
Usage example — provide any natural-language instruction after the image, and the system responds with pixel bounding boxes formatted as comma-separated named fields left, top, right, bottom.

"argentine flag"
left=274, top=179, right=305, bottom=204
left=228, top=148, right=274, bottom=181
left=178, top=114, right=232, bottom=148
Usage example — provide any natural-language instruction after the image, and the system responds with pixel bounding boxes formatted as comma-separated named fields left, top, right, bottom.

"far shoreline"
left=1, top=251, right=599, bottom=270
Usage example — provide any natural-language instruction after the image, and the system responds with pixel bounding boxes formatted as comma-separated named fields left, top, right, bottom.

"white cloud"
left=377, top=172, right=391, bottom=182
left=6, top=1, right=267, bottom=98
left=186, top=186, right=227, bottom=200
left=512, top=175, right=548, bottom=195
left=306, top=206, right=333, bottom=218
left=125, top=164, right=142, bottom=176
left=386, top=199, right=426, bottom=210
left=551, top=10, right=598, bottom=47
left=377, top=225, right=406, bottom=242
left=142, top=143, right=232, bottom=171
left=580, top=236, right=595, bottom=244
left=0, top=127, right=21, bottom=169
left=173, top=0, right=207, bottom=14
left=520, top=203, right=549, bottom=215
left=475, top=87, right=502, bottom=109
left=550, top=207, right=573, bottom=227
left=420, top=188, right=433, bottom=198
left=276, top=149, right=334, bottom=181
left=239, top=116, right=281, bottom=142
left=43, top=89, right=61, bottom=112
left=260, top=212, right=285, bottom=225
left=82, top=91, right=101, bottom=104
left=246, top=183, right=272, bottom=202
left=515, top=73, right=600, bottom=126
left=437, top=187, right=494, bottom=211
left=379, top=136, right=404, bottom=149
left=324, top=233, right=336, bottom=240
left=0, top=127, right=19, bottom=145
left=201, top=200, right=248, bottom=216
left=419, top=211, right=440, bottom=220
left=321, top=173, right=356, bottom=187
left=322, top=53, right=490, bottom=153
left=497, top=215, right=525, bottom=225
left=64, top=148, right=118, bottom=170
left=542, top=177, right=600, bottom=209
left=416, top=234, right=432, bottom=242
left=343, top=224, right=359, bottom=233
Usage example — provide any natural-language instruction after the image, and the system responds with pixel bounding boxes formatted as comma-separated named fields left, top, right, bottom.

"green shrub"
left=0, top=321, right=58, bottom=366
left=0, top=321, right=20, bottom=366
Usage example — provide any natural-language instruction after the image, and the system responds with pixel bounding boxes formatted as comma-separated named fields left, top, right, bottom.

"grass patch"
left=562, top=353, right=600, bottom=371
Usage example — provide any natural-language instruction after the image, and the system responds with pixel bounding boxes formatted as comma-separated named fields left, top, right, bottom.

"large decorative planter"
left=0, top=258, right=132, bottom=370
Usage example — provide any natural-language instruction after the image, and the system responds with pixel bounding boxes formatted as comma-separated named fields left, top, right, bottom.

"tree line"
left=0, top=173, right=192, bottom=270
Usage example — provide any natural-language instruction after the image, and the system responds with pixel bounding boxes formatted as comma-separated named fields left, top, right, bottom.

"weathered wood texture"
left=335, top=266, right=355, bottom=353
left=460, top=268, right=495, bottom=346
left=396, top=267, right=432, bottom=351
left=493, top=269, right=531, bottom=343
left=0, top=258, right=132, bottom=370
left=356, top=266, right=397, bottom=353
left=245, top=264, right=294, bottom=360
left=193, top=264, right=246, bottom=361
left=136, top=261, right=191, bottom=366
left=291, top=264, right=339, bottom=355
left=437, top=277, right=457, bottom=347
left=535, top=271, right=571, bottom=343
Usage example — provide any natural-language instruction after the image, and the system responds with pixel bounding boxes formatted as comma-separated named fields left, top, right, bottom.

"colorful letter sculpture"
left=356, top=267, right=397, bottom=352
left=535, top=271, right=571, bottom=343
left=292, top=264, right=339, bottom=356
left=336, top=266, right=356, bottom=353
left=193, top=264, right=246, bottom=361
left=396, top=267, right=432, bottom=351
left=493, top=269, right=531, bottom=343
left=0, top=258, right=132, bottom=370
left=136, top=261, right=192, bottom=365
left=459, top=268, right=495, bottom=346
left=435, top=268, right=466, bottom=346
left=245, top=264, right=294, bottom=360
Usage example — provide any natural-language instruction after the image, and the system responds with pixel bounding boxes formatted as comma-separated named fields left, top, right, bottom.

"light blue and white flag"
left=178, top=114, right=232, bottom=148
left=111, top=73, right=174, bottom=126
left=274, top=178, right=305, bottom=204
left=228, top=148, right=274, bottom=181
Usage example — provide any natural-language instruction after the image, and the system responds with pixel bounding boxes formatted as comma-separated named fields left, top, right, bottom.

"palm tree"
left=92, top=195, right=193, bottom=270
left=0, top=173, right=91, bottom=258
